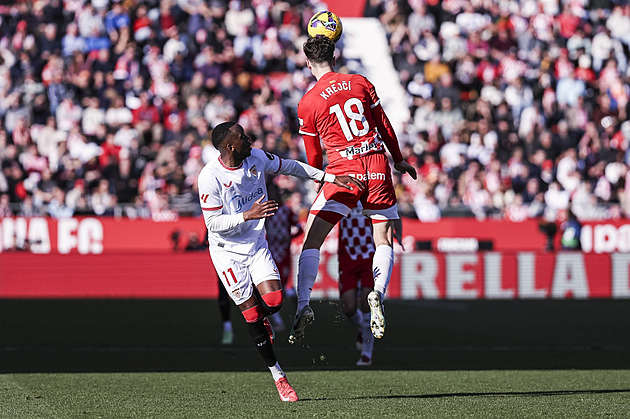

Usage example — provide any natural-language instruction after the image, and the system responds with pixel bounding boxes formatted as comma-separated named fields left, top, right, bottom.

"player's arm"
left=371, top=104, right=417, bottom=180
left=203, top=196, right=278, bottom=232
left=199, top=186, right=246, bottom=232
left=274, top=156, right=365, bottom=191
left=297, top=101, right=324, bottom=170
left=367, top=80, right=418, bottom=180
left=303, top=133, right=323, bottom=170
left=199, top=171, right=277, bottom=233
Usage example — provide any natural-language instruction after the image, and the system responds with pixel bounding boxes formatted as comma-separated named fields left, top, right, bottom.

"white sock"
left=223, top=321, right=233, bottom=332
left=348, top=310, right=362, bottom=328
left=361, top=311, right=374, bottom=358
left=269, top=362, right=285, bottom=381
left=372, top=245, right=394, bottom=295
left=296, top=248, right=320, bottom=312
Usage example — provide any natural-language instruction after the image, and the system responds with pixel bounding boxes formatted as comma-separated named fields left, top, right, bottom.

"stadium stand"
left=0, top=0, right=629, bottom=226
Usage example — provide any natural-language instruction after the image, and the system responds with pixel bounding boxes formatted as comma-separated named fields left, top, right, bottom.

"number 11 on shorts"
left=222, top=268, right=237, bottom=285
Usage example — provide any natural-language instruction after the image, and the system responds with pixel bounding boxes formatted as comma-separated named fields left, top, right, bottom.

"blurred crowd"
left=375, top=0, right=630, bottom=223
left=0, top=0, right=629, bottom=225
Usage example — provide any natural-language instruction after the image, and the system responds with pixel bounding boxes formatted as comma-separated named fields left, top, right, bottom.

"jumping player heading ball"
left=289, top=36, right=418, bottom=344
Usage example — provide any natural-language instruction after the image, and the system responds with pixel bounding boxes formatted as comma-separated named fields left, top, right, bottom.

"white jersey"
left=198, top=148, right=328, bottom=255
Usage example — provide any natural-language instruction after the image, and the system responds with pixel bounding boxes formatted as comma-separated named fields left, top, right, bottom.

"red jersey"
left=298, top=72, right=403, bottom=169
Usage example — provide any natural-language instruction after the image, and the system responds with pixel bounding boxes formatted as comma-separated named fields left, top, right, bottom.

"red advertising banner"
left=2, top=217, right=630, bottom=254
left=2, top=217, right=630, bottom=299
left=2, top=249, right=630, bottom=299
left=0, top=252, right=219, bottom=298
left=309, top=251, right=627, bottom=300
left=0, top=217, right=205, bottom=254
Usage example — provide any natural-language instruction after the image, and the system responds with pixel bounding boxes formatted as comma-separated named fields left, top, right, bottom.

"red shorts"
left=310, top=152, right=398, bottom=224
left=338, top=259, right=374, bottom=294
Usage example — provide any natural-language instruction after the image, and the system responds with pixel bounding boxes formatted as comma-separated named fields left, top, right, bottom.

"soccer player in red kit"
left=288, top=36, right=417, bottom=344
left=338, top=203, right=376, bottom=366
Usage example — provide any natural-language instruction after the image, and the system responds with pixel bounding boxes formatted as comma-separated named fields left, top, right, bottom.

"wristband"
left=323, top=173, right=336, bottom=183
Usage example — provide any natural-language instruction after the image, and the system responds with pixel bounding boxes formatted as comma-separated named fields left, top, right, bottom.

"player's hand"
left=313, top=180, right=324, bottom=193
left=243, top=195, right=278, bottom=221
left=394, top=160, right=418, bottom=180
left=333, top=175, right=365, bottom=191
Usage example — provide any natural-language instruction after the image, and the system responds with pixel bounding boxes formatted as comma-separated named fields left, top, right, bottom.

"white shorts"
left=210, top=244, right=281, bottom=306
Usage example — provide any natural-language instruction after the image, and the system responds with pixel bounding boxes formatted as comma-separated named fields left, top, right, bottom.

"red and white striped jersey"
left=266, top=205, right=300, bottom=262
left=338, top=206, right=375, bottom=266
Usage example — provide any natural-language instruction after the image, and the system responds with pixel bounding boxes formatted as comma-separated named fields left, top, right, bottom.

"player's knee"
left=261, top=289, right=283, bottom=314
left=242, top=305, right=264, bottom=323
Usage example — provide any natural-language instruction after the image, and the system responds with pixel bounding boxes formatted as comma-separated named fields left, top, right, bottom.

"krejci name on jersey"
left=319, top=81, right=352, bottom=100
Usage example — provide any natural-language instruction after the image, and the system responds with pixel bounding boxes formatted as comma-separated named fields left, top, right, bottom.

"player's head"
left=303, top=36, right=335, bottom=68
left=211, top=121, right=237, bottom=149
left=212, top=122, right=252, bottom=161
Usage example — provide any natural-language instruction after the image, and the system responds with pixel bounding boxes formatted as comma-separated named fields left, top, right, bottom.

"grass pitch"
left=3, top=299, right=630, bottom=417
left=2, top=370, right=630, bottom=418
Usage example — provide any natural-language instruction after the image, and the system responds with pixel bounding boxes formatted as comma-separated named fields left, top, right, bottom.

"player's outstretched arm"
left=272, top=154, right=364, bottom=190
left=243, top=195, right=278, bottom=221
left=394, top=160, right=418, bottom=180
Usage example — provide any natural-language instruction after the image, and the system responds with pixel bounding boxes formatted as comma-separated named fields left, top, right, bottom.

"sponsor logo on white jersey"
left=229, top=187, right=264, bottom=212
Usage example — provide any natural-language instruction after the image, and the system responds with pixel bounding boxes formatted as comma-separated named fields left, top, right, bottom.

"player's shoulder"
left=346, top=72, right=368, bottom=81
left=198, top=158, right=221, bottom=182
left=299, top=84, right=319, bottom=105
left=343, top=72, right=370, bottom=84
left=358, top=74, right=375, bottom=91
left=250, top=148, right=281, bottom=171
left=198, top=159, right=214, bottom=175
left=250, top=148, right=278, bottom=162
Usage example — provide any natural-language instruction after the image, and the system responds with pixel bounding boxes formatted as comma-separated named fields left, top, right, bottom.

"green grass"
left=2, top=370, right=630, bottom=418
left=3, top=299, right=630, bottom=417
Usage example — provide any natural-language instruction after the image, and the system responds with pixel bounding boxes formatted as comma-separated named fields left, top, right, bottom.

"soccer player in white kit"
left=198, top=122, right=363, bottom=402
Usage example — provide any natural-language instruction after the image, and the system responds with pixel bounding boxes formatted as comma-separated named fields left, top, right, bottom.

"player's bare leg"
left=368, top=220, right=395, bottom=339
left=289, top=214, right=335, bottom=344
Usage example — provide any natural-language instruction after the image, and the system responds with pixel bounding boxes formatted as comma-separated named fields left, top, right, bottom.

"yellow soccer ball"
left=307, top=11, right=343, bottom=43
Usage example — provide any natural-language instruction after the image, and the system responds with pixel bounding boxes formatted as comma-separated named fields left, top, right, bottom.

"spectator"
left=560, top=210, right=582, bottom=250
left=1, top=0, right=629, bottom=224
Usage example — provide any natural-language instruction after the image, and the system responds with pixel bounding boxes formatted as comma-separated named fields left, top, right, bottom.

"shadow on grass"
left=301, top=388, right=630, bottom=402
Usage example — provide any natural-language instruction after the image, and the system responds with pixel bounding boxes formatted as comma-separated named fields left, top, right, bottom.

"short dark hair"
left=303, top=36, right=335, bottom=65
left=211, top=121, right=237, bottom=149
